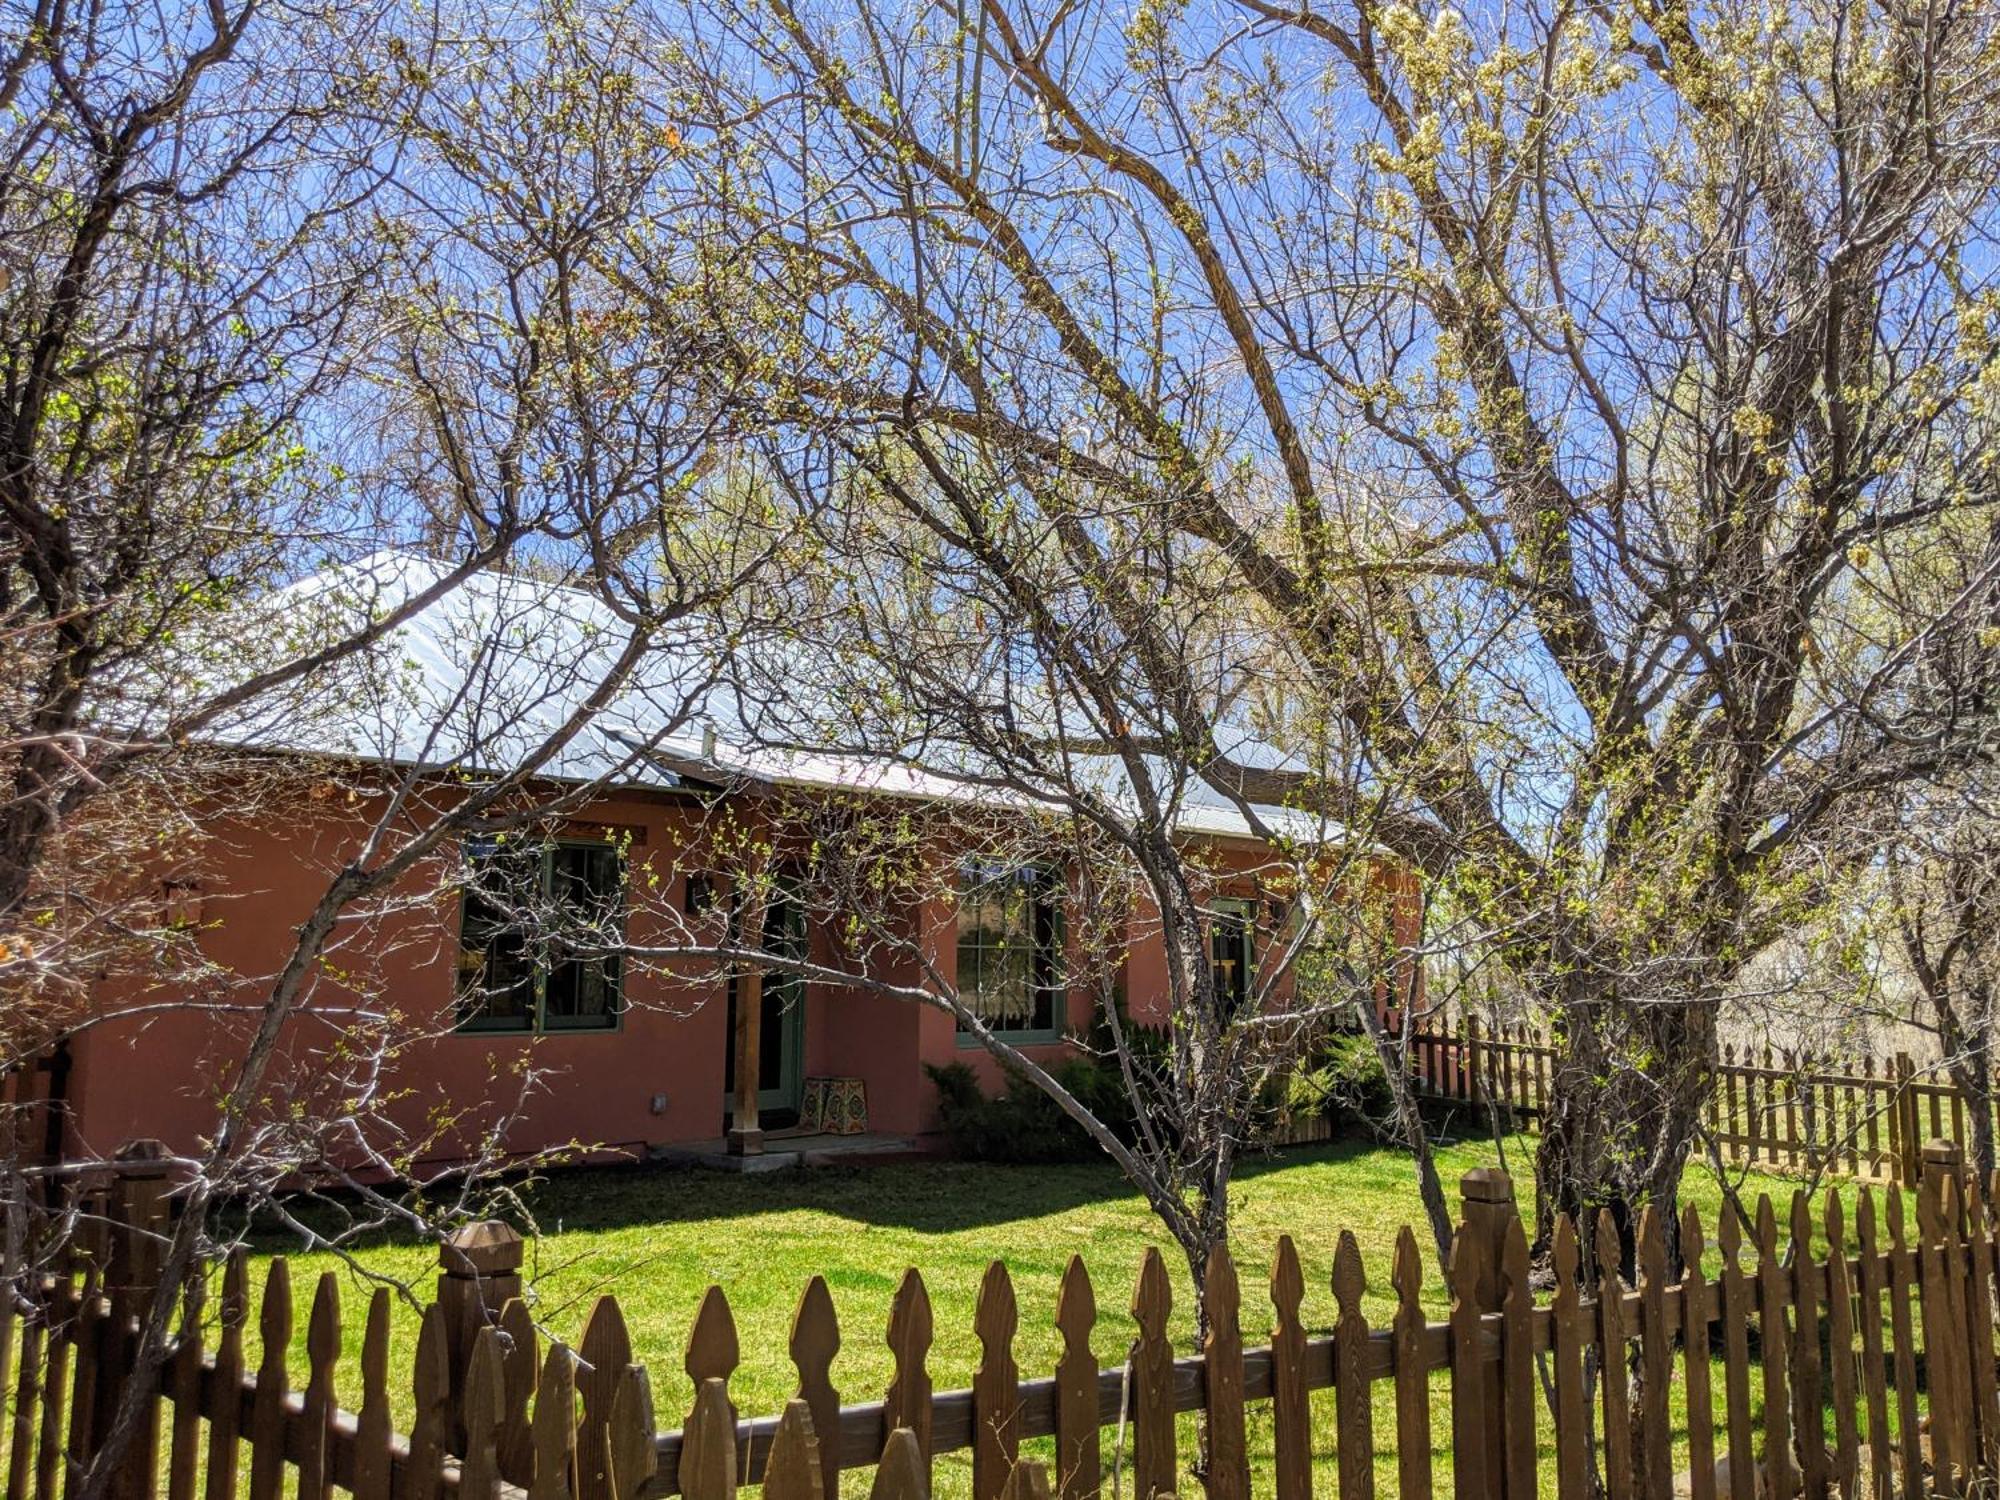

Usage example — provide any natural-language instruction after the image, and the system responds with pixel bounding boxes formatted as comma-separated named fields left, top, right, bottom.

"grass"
left=238, top=1130, right=1886, bottom=1497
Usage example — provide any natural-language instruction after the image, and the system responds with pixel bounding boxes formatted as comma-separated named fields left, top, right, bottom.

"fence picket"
left=298, top=1272, right=341, bottom=1500
left=164, top=1274, right=201, bottom=1500
left=1391, top=1228, right=1432, bottom=1500
left=1716, top=1207, right=1754, bottom=1500
left=1963, top=1173, right=2000, bottom=1467
left=1884, top=1190, right=1923, bottom=1500
left=246, top=1257, right=290, bottom=1500
left=791, top=1277, right=841, bottom=1500
left=608, top=1363, right=658, bottom=1500
left=973, top=1261, right=1021, bottom=1500
left=1594, top=1212, right=1633, bottom=1500
left=1822, top=1192, right=1859, bottom=1500
left=1550, top=1218, right=1588, bottom=1500
left=1055, top=1256, right=1100, bottom=1500
left=1129, top=1247, right=1175, bottom=1500
left=581, top=1296, right=637, bottom=1500
left=1202, top=1246, right=1248, bottom=1500
left=873, top=1429, right=929, bottom=1500
left=1447, top=1227, right=1486, bottom=1500
left=400, top=1304, right=450, bottom=1500
left=499, top=1297, right=541, bottom=1488
left=529, top=1344, right=578, bottom=1500
left=1497, top=1215, right=1533, bottom=1500
left=763, top=1401, right=823, bottom=1500
left=461, top=1326, right=506, bottom=1500
left=680, top=1379, right=736, bottom=1500
left=1754, top=1198, right=1794, bottom=1500
left=1852, top=1191, right=1894, bottom=1500
left=1788, top=1193, right=1827, bottom=1500
left=1331, top=1233, right=1373, bottom=1500
left=354, top=1289, right=394, bottom=1500
left=886, top=1270, right=934, bottom=1477
left=1635, top=1207, right=1671, bottom=1500
left=1679, top=1207, right=1715, bottom=1500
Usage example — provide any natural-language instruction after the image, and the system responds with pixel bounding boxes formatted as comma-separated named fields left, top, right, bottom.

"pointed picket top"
left=1886, top=1178, right=1909, bottom=1248
left=790, top=1277, right=840, bottom=1386
left=259, top=1256, right=293, bottom=1364
left=684, top=1286, right=739, bottom=1389
left=1855, top=1186, right=1877, bottom=1253
left=527, top=1343, right=578, bottom=1500
left=1790, top=1189, right=1815, bottom=1255
left=1131, top=1245, right=1171, bottom=1337
left=462, top=1326, right=506, bottom=1500
left=872, top=1429, right=930, bottom=1500
left=678, top=1377, right=736, bottom=1500
left=1594, top=1209, right=1623, bottom=1290
left=1637, top=1205, right=1666, bottom=1291
left=1205, top=1243, right=1241, bottom=1336
left=763, top=1400, right=824, bottom=1500
left=353, top=1288, right=394, bottom=1500
left=977, top=1260, right=1019, bottom=1356
left=307, top=1272, right=340, bottom=1369
left=1332, top=1230, right=1366, bottom=1316
left=1682, top=1203, right=1706, bottom=1271
left=1718, top=1196, right=1743, bottom=1265
left=1270, top=1234, right=1304, bottom=1327
left=1755, top=1194, right=1779, bottom=1261
left=362, top=1287, right=391, bottom=1395
left=1057, top=1255, right=1096, bottom=1356
left=1447, top=1222, right=1480, bottom=1300
left=1501, top=1211, right=1531, bottom=1306
left=220, top=1246, right=249, bottom=1332
left=414, top=1300, right=452, bottom=1415
left=886, top=1269, right=934, bottom=1460
left=1824, top=1186, right=1846, bottom=1253
left=790, top=1277, right=841, bottom=1500
left=583, top=1294, right=636, bottom=1381
left=608, top=1364, right=658, bottom=1500
left=1392, top=1225, right=1424, bottom=1307
left=1553, top=1213, right=1580, bottom=1288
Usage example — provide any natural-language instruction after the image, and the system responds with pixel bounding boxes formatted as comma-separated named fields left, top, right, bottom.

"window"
left=955, top=864, right=1064, bottom=1041
left=457, top=840, right=624, bottom=1032
left=1209, top=897, right=1258, bottom=1018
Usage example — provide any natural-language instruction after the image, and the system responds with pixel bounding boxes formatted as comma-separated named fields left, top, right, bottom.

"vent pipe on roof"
left=701, top=723, right=716, bottom=761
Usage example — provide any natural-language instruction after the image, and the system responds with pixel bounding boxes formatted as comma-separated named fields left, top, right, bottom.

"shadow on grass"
left=243, top=1136, right=1408, bottom=1253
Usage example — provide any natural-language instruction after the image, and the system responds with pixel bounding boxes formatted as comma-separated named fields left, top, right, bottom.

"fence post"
left=1895, top=1054, right=1921, bottom=1187
left=437, top=1221, right=525, bottom=1449
left=1924, top=1139, right=1967, bottom=1227
left=105, top=1138, right=173, bottom=1500
left=1460, top=1168, right=1514, bottom=1500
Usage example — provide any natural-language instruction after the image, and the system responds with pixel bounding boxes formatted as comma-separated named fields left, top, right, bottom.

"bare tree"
left=658, top=0, right=2000, bottom=1248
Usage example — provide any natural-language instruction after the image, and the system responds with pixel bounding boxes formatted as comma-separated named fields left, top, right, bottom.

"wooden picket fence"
left=1410, top=1021, right=1987, bottom=1187
left=13, top=1139, right=2000, bottom=1500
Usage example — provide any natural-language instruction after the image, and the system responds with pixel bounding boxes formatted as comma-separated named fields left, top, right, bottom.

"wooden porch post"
left=727, top=882, right=768, bottom=1156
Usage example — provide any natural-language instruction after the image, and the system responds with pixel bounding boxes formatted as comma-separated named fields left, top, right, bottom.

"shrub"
left=1278, top=1032, right=1394, bottom=1135
left=925, top=1055, right=1138, bottom=1164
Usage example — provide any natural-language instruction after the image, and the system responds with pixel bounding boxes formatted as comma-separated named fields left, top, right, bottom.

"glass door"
left=724, top=885, right=807, bottom=1121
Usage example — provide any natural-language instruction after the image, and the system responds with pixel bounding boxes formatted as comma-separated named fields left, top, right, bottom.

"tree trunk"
left=1532, top=987, right=1718, bottom=1271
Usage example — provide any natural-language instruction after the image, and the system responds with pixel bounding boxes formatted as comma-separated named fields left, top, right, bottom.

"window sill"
left=956, top=1030, right=1066, bottom=1049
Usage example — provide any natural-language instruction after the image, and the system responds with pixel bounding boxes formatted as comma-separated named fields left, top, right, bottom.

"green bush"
left=1278, top=1032, right=1394, bottom=1135
left=925, top=1055, right=1139, bottom=1164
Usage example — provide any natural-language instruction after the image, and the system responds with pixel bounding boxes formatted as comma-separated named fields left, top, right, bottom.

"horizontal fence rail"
left=1409, top=1022, right=1991, bottom=1187
left=13, top=1137, right=2000, bottom=1500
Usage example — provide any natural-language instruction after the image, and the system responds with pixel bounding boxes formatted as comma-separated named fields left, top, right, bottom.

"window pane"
left=957, top=866, right=1060, bottom=1034
left=544, top=844, right=624, bottom=1028
left=457, top=844, right=540, bottom=1030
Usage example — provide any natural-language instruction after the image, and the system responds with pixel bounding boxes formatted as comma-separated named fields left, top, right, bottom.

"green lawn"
left=241, top=1132, right=1882, bottom=1497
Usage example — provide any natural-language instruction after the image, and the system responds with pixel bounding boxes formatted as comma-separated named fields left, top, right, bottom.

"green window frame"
left=456, top=839, right=625, bottom=1034
left=955, top=863, right=1065, bottom=1044
left=1209, top=897, right=1259, bottom=1019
